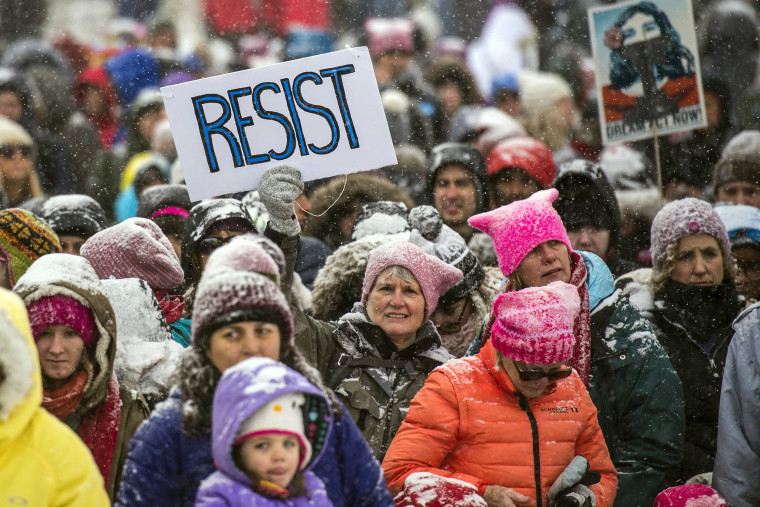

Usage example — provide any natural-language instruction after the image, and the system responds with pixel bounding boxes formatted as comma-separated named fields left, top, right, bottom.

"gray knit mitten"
left=258, top=166, right=304, bottom=236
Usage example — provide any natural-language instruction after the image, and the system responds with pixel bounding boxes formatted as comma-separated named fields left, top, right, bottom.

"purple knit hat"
left=80, top=217, right=184, bottom=290
left=27, top=294, right=96, bottom=346
left=650, top=198, right=731, bottom=267
left=191, top=239, right=293, bottom=349
left=468, top=189, right=572, bottom=275
left=653, top=485, right=727, bottom=507
left=491, top=281, right=579, bottom=364
left=361, top=240, right=463, bottom=320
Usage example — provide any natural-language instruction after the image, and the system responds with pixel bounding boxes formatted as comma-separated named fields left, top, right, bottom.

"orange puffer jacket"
left=383, top=340, right=617, bottom=507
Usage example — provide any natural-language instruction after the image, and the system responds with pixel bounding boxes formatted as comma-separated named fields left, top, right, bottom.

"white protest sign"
left=588, top=0, right=707, bottom=145
left=161, top=47, right=397, bottom=200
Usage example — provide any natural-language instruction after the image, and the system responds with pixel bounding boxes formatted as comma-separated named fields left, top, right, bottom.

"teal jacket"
left=468, top=252, right=685, bottom=506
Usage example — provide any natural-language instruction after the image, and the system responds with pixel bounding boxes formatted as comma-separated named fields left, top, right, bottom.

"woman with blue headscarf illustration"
left=601, top=1, right=699, bottom=124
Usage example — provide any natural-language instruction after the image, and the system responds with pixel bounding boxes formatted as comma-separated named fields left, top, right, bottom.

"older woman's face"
left=366, top=267, right=425, bottom=350
left=501, top=357, right=571, bottom=399
left=670, top=234, right=724, bottom=286
left=513, top=241, right=572, bottom=288
left=36, top=325, right=85, bottom=389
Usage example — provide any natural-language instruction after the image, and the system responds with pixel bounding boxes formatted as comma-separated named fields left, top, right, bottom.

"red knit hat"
left=491, top=281, right=579, bottom=364
left=654, top=485, right=727, bottom=507
left=27, top=294, right=96, bottom=346
left=486, top=136, right=556, bottom=188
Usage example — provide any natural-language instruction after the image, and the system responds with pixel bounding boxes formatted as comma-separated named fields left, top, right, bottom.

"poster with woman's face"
left=588, top=0, right=707, bottom=144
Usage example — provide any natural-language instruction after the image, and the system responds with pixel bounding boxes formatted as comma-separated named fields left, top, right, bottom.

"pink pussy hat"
left=468, top=188, right=572, bottom=275
left=491, top=281, right=579, bottom=364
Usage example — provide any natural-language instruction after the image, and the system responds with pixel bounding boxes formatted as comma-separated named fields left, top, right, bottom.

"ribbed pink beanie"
left=27, top=294, right=97, bottom=346
left=361, top=240, right=463, bottom=320
left=491, top=281, right=579, bottom=364
left=468, top=189, right=572, bottom=275
left=81, top=217, right=184, bottom=290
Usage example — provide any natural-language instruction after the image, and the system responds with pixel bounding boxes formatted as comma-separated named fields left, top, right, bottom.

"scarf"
left=153, top=289, right=186, bottom=324
left=42, top=370, right=88, bottom=421
left=77, top=373, right=122, bottom=486
left=481, top=251, right=592, bottom=386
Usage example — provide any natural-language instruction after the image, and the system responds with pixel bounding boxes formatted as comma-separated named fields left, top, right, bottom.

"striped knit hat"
left=0, top=209, right=61, bottom=287
left=491, top=281, right=579, bottom=364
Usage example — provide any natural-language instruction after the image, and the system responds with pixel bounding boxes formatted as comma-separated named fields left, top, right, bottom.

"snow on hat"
left=365, top=17, right=415, bottom=58
left=0, top=209, right=61, bottom=287
left=714, top=203, right=760, bottom=247
left=27, top=294, right=96, bottom=346
left=192, top=240, right=293, bottom=350
left=713, top=130, right=760, bottom=191
left=136, top=184, right=192, bottom=219
left=80, top=217, right=184, bottom=290
left=650, top=198, right=731, bottom=267
left=361, top=240, right=463, bottom=320
left=468, top=189, right=572, bottom=276
left=234, top=392, right=312, bottom=469
left=40, top=194, right=107, bottom=238
left=653, top=485, right=727, bottom=507
left=486, top=136, right=556, bottom=188
left=518, top=70, right=573, bottom=116
left=491, top=281, right=579, bottom=364
left=351, top=201, right=410, bottom=242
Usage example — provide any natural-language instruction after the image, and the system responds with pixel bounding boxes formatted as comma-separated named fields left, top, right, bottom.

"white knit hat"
left=0, top=117, right=33, bottom=147
left=518, top=70, right=572, bottom=115
left=234, top=392, right=312, bottom=469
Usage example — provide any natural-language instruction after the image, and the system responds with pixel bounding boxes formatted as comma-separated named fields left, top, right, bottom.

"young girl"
left=196, top=357, right=334, bottom=506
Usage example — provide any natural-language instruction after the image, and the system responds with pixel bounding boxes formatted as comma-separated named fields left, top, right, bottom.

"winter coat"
left=13, top=254, right=150, bottom=501
left=383, top=339, right=618, bottom=507
left=196, top=358, right=334, bottom=506
left=0, top=289, right=109, bottom=506
left=117, top=389, right=393, bottom=507
left=713, top=303, right=760, bottom=505
left=619, top=268, right=741, bottom=481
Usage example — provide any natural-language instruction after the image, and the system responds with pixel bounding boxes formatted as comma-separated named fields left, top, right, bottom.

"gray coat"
left=713, top=303, right=760, bottom=506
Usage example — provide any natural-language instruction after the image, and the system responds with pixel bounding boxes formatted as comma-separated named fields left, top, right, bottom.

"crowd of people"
left=3, top=0, right=760, bottom=505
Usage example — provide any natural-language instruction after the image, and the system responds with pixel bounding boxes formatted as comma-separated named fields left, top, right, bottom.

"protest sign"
left=161, top=47, right=397, bottom=200
left=588, top=0, right=707, bottom=145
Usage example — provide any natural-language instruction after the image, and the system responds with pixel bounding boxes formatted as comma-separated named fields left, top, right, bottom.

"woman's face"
left=36, top=325, right=86, bottom=388
left=501, top=357, right=572, bottom=399
left=198, top=229, right=246, bottom=271
left=206, top=321, right=281, bottom=373
left=366, top=267, right=425, bottom=350
left=670, top=234, right=724, bottom=286
left=0, top=143, right=33, bottom=183
left=513, top=241, right=572, bottom=288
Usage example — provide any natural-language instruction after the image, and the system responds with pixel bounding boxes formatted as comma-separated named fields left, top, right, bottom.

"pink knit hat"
left=653, top=485, right=727, bottom=507
left=80, top=217, right=184, bottom=290
left=468, top=189, right=572, bottom=275
left=361, top=240, right=463, bottom=320
left=27, top=294, right=97, bottom=346
left=491, top=281, right=579, bottom=364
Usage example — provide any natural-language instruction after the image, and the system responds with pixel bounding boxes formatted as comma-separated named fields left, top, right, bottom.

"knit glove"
left=547, top=456, right=600, bottom=507
left=258, top=165, right=304, bottom=237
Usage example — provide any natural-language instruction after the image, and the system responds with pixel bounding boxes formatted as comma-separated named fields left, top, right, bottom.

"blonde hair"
left=650, top=236, right=738, bottom=294
left=522, top=106, right=572, bottom=153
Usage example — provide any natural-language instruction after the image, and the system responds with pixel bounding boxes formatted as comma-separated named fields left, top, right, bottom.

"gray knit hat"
left=650, top=198, right=731, bottom=267
left=713, top=130, right=760, bottom=191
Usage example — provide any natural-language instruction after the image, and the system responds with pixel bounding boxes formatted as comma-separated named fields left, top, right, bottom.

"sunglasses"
left=436, top=299, right=470, bottom=334
left=197, top=235, right=234, bottom=255
left=513, top=361, right=573, bottom=382
left=0, top=144, right=32, bottom=159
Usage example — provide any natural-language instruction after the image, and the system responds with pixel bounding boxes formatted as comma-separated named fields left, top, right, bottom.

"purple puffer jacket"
left=196, top=357, right=334, bottom=506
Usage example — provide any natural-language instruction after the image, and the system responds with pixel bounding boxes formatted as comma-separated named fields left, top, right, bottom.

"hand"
left=258, top=165, right=304, bottom=236
left=548, top=456, right=589, bottom=504
left=483, top=485, right=530, bottom=507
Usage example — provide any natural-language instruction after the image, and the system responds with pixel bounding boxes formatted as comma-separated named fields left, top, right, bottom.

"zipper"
left=518, top=394, right=542, bottom=507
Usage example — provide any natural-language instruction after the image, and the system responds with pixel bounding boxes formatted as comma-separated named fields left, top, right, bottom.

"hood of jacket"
left=13, top=253, right=117, bottom=419
left=425, top=142, right=490, bottom=215
left=211, top=357, right=333, bottom=485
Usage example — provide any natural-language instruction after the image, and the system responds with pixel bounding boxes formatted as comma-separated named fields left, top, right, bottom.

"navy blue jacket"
left=116, top=389, right=393, bottom=507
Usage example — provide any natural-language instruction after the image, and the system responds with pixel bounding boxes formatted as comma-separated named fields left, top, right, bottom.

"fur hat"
left=468, top=189, right=572, bottom=275
left=518, top=70, right=573, bottom=116
left=486, top=137, right=556, bottom=188
left=0, top=209, right=61, bottom=287
left=653, top=484, right=727, bottom=507
left=650, top=198, right=731, bottom=267
left=713, top=130, right=760, bottom=191
left=27, top=294, right=96, bottom=346
left=361, top=240, right=463, bottom=320
left=491, top=281, right=579, bottom=364
left=81, top=217, right=184, bottom=290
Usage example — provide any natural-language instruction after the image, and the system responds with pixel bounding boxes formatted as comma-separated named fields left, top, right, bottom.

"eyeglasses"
left=513, top=361, right=573, bottom=382
left=197, top=235, right=234, bottom=255
left=0, top=144, right=32, bottom=159
left=435, top=299, right=470, bottom=334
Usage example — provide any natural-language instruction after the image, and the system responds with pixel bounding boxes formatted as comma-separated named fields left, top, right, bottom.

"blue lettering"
left=281, top=78, right=308, bottom=156
left=192, top=94, right=244, bottom=172
left=252, top=82, right=297, bottom=160
left=293, top=72, right=340, bottom=154
left=320, top=65, right=359, bottom=148
left=228, top=87, right=269, bottom=165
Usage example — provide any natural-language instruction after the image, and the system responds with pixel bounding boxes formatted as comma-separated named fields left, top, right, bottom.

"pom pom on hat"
left=80, top=217, right=184, bottom=290
left=361, top=240, right=463, bottom=320
left=27, top=294, right=96, bottom=346
left=491, top=281, right=579, bottom=364
left=468, top=189, right=571, bottom=275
